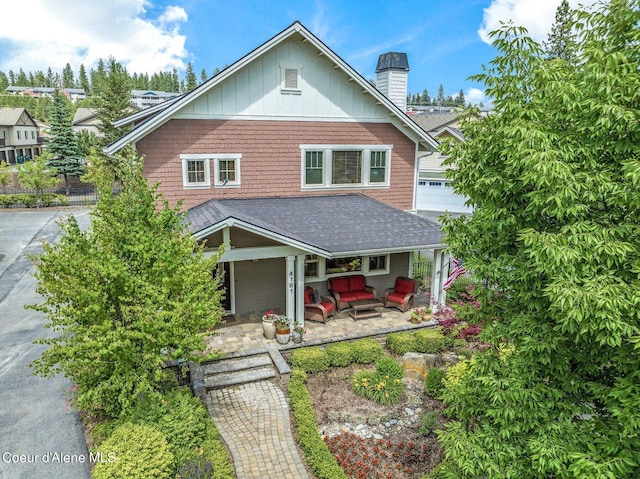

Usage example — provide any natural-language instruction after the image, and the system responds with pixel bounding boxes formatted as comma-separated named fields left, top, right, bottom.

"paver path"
left=207, top=380, right=309, bottom=479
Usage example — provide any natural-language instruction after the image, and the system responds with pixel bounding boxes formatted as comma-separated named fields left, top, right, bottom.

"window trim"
left=213, top=154, right=242, bottom=188
left=300, top=144, right=392, bottom=189
left=180, top=154, right=211, bottom=189
left=280, top=63, right=302, bottom=94
left=304, top=254, right=390, bottom=280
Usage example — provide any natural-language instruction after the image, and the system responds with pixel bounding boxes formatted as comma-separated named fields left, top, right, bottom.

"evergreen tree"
left=46, top=67, right=55, bottom=87
left=171, top=68, right=180, bottom=92
left=185, top=62, right=197, bottom=91
left=437, top=2, right=640, bottom=477
left=33, top=70, right=47, bottom=87
left=455, top=88, right=465, bottom=106
left=29, top=149, right=223, bottom=417
left=8, top=70, right=15, bottom=85
left=94, top=57, right=132, bottom=154
left=200, top=68, right=208, bottom=84
left=543, top=0, right=577, bottom=62
left=436, top=83, right=445, bottom=106
left=0, top=72, right=8, bottom=91
left=90, top=59, right=107, bottom=94
left=62, top=63, right=75, bottom=88
left=421, top=89, right=431, bottom=105
left=16, top=68, right=28, bottom=86
left=78, top=64, right=90, bottom=93
left=46, top=91, right=84, bottom=194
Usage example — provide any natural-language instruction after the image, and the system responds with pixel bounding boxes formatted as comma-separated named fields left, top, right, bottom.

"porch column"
left=296, top=254, right=306, bottom=328
left=431, top=248, right=447, bottom=311
left=286, top=255, right=295, bottom=324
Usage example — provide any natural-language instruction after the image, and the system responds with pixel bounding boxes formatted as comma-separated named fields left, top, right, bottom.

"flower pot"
left=410, top=316, right=421, bottom=324
left=262, top=319, right=276, bottom=339
left=275, top=327, right=290, bottom=344
left=292, top=331, right=303, bottom=343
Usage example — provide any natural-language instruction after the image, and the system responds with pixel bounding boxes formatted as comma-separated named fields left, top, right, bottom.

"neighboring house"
left=0, top=108, right=43, bottom=164
left=131, top=90, right=180, bottom=109
left=72, top=108, right=101, bottom=136
left=6, top=86, right=86, bottom=102
left=106, top=21, right=450, bottom=322
left=412, top=111, right=472, bottom=214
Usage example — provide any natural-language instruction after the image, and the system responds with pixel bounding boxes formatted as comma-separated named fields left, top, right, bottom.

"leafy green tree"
left=94, top=57, right=132, bottom=155
left=0, top=161, right=13, bottom=190
left=46, top=91, right=84, bottom=194
left=17, top=154, right=60, bottom=194
left=437, top=2, right=640, bottom=478
left=544, top=0, right=577, bottom=62
left=29, top=149, right=224, bottom=417
left=185, top=62, right=197, bottom=91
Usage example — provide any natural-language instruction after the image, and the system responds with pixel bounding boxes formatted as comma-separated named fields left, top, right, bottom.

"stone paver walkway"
left=207, top=381, right=309, bottom=479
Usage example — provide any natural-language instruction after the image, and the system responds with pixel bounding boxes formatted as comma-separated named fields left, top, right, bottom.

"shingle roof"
left=185, top=194, right=443, bottom=255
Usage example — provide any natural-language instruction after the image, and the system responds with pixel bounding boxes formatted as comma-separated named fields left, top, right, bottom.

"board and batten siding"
left=176, top=36, right=389, bottom=121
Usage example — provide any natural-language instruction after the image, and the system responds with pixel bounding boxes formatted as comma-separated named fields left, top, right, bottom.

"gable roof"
left=0, top=108, right=37, bottom=127
left=105, top=21, right=438, bottom=156
left=185, top=194, right=443, bottom=256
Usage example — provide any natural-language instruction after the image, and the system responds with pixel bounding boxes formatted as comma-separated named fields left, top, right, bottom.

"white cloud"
left=465, top=88, right=489, bottom=106
left=478, top=0, right=597, bottom=44
left=0, top=0, right=189, bottom=76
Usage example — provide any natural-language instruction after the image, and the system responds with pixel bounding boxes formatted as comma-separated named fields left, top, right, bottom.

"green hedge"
left=414, top=329, right=445, bottom=354
left=386, top=332, right=417, bottom=355
left=325, top=341, right=353, bottom=367
left=288, top=369, right=348, bottom=479
left=351, top=338, right=383, bottom=364
left=290, top=346, right=330, bottom=373
left=93, top=423, right=174, bottom=479
left=0, top=193, right=68, bottom=208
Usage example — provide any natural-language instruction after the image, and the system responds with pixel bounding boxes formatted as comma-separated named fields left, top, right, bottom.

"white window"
left=304, top=254, right=390, bottom=279
left=213, top=154, right=241, bottom=187
left=180, top=154, right=211, bottom=189
left=280, top=64, right=301, bottom=94
left=300, top=145, right=392, bottom=189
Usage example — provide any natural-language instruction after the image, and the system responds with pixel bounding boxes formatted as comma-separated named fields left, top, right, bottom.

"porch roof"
left=185, top=194, right=444, bottom=256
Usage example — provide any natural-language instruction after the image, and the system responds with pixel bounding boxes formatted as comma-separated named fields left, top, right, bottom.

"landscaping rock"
left=402, top=352, right=438, bottom=380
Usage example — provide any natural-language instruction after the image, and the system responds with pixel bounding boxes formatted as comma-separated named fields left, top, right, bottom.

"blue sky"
left=0, top=0, right=591, bottom=105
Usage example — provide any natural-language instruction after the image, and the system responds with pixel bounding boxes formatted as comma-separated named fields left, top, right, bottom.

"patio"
left=204, top=291, right=436, bottom=357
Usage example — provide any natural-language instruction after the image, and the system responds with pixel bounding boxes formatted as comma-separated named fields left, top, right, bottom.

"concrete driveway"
left=0, top=208, right=92, bottom=479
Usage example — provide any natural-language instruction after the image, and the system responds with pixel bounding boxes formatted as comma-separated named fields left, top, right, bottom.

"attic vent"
left=284, top=68, right=298, bottom=89
left=281, top=65, right=301, bottom=94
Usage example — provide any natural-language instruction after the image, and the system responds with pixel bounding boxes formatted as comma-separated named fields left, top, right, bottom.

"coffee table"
left=348, top=299, right=383, bottom=320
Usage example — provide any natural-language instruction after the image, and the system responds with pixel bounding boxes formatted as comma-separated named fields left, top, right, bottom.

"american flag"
left=443, top=258, right=466, bottom=291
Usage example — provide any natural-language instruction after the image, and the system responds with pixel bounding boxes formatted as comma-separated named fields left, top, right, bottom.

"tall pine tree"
left=46, top=91, right=84, bottom=194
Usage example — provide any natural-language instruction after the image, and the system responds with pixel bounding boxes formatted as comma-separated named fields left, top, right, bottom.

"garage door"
left=416, top=179, right=472, bottom=213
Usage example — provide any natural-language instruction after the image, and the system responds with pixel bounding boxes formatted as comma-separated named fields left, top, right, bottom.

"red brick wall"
left=136, top=119, right=417, bottom=210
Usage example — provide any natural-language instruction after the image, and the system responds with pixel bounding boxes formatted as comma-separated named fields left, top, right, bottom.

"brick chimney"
left=375, top=52, right=409, bottom=112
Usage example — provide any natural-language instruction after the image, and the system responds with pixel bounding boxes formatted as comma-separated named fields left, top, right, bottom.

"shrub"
left=200, top=420, right=235, bottom=479
left=93, top=423, right=174, bottom=479
left=352, top=369, right=403, bottom=405
left=424, top=368, right=446, bottom=397
left=375, top=356, right=403, bottom=380
left=414, top=329, right=445, bottom=353
left=442, top=360, right=471, bottom=391
left=288, top=369, right=348, bottom=479
left=419, top=411, right=439, bottom=436
left=350, top=338, right=383, bottom=364
left=325, top=341, right=353, bottom=367
left=290, top=346, right=330, bottom=373
left=385, top=332, right=417, bottom=355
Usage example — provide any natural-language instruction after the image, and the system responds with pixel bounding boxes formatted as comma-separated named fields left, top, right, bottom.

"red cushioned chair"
left=383, top=277, right=418, bottom=312
left=304, top=286, right=336, bottom=323
left=327, top=275, right=377, bottom=311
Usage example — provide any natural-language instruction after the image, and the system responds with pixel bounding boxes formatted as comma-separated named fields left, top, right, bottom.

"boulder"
left=402, top=352, right=437, bottom=380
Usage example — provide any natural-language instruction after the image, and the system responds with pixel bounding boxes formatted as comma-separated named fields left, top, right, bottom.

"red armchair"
left=304, top=286, right=336, bottom=323
left=384, top=277, right=418, bottom=312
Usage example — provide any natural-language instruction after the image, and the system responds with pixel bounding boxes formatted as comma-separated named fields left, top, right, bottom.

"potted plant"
left=261, top=310, right=278, bottom=339
left=291, top=324, right=305, bottom=343
left=274, top=315, right=291, bottom=344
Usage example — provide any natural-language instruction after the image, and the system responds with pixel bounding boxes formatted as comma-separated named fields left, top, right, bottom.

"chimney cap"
left=375, top=52, right=409, bottom=72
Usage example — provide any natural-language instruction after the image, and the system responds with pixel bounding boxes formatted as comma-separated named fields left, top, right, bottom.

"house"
left=106, top=21, right=451, bottom=323
left=412, top=111, right=472, bottom=214
left=0, top=108, right=44, bottom=164
left=130, top=89, right=180, bottom=109
left=72, top=108, right=101, bottom=136
left=5, top=86, right=86, bottom=103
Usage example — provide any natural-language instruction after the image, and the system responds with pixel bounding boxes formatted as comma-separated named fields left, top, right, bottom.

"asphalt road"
left=0, top=208, right=92, bottom=479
